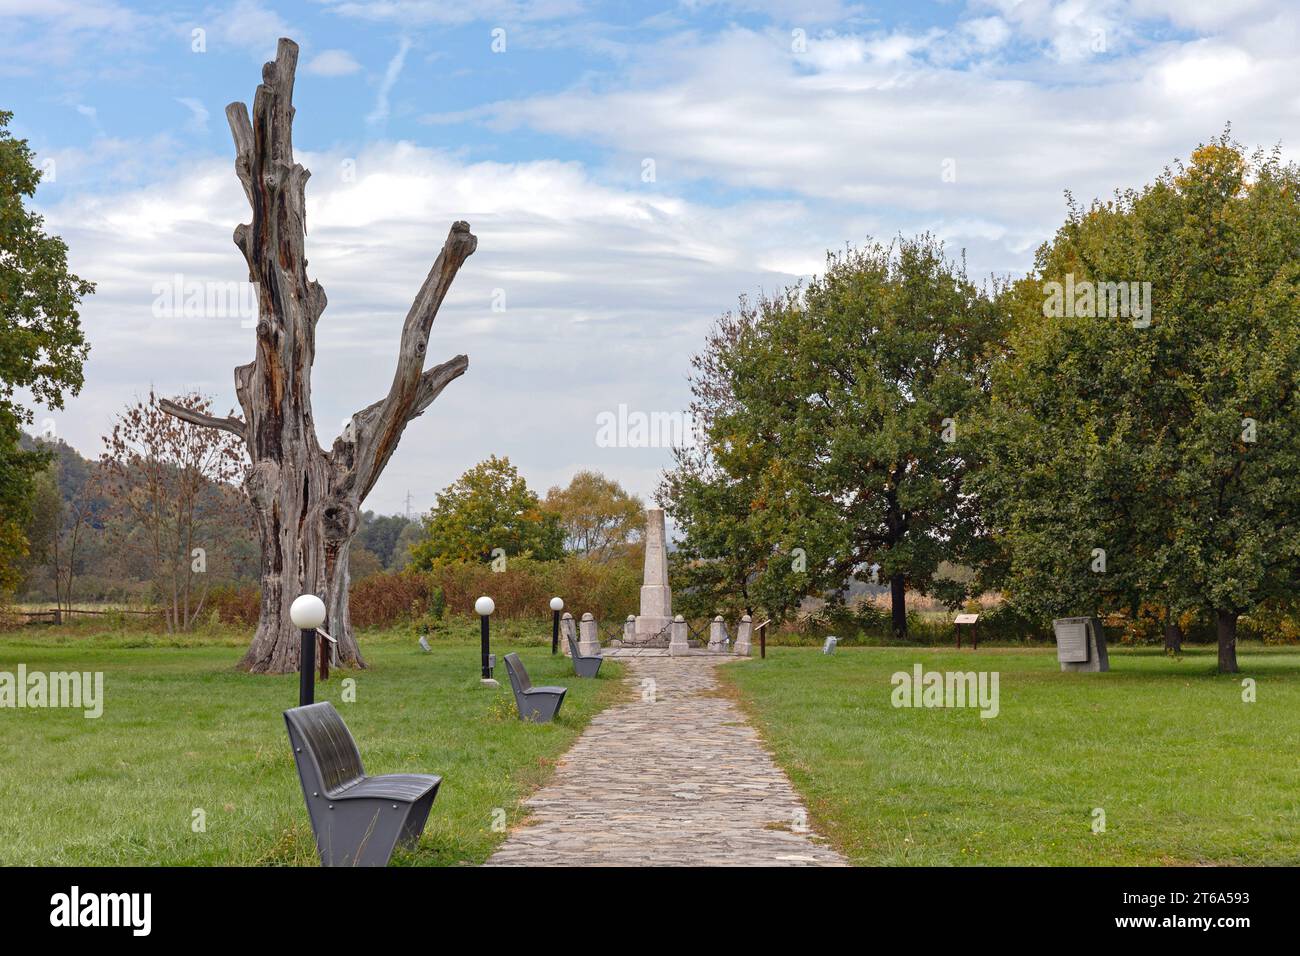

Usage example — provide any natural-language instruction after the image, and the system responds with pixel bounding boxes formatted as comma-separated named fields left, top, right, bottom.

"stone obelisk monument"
left=633, top=507, right=672, bottom=642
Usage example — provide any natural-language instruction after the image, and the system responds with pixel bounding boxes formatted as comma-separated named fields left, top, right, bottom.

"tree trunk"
left=1163, top=621, right=1182, bottom=654
left=161, top=38, right=475, bottom=674
left=890, top=572, right=907, bottom=637
left=1216, top=609, right=1239, bottom=674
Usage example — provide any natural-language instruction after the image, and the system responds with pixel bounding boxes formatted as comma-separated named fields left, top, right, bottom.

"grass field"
left=717, top=644, right=1300, bottom=865
left=0, top=622, right=624, bottom=865
left=4, top=617, right=1298, bottom=866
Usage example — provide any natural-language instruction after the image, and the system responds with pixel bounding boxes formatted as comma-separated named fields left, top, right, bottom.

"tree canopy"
left=543, top=470, right=643, bottom=559
left=0, top=110, right=93, bottom=595
left=970, top=134, right=1300, bottom=671
left=408, top=455, right=564, bottom=567
left=662, top=235, right=1005, bottom=632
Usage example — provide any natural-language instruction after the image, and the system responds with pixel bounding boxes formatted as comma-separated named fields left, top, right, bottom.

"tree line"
left=660, top=136, right=1300, bottom=673
left=9, top=412, right=648, bottom=629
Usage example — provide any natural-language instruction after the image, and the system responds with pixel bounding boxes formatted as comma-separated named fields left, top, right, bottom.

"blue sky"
left=5, top=0, right=1299, bottom=516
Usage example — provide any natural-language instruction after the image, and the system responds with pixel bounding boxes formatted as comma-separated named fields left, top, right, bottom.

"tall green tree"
left=973, top=135, right=1300, bottom=672
left=408, top=455, right=563, bottom=567
left=0, top=110, right=93, bottom=595
left=663, top=236, right=1005, bottom=633
left=660, top=293, right=808, bottom=623
left=356, top=511, right=413, bottom=568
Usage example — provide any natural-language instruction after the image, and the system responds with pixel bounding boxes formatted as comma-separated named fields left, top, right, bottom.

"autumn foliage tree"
left=408, top=456, right=563, bottom=568
left=101, top=392, right=247, bottom=631
left=543, top=470, right=643, bottom=559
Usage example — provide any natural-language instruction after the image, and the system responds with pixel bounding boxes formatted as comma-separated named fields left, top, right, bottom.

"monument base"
left=627, top=616, right=672, bottom=646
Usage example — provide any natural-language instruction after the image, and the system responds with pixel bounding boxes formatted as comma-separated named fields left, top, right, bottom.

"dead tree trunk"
left=161, top=38, right=475, bottom=673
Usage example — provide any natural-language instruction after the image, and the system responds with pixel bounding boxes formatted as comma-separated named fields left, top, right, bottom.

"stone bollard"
left=623, top=615, right=636, bottom=645
left=669, top=614, right=690, bottom=657
left=733, top=615, right=753, bottom=656
left=579, top=612, right=601, bottom=657
left=560, top=612, right=576, bottom=657
left=708, top=615, right=727, bottom=652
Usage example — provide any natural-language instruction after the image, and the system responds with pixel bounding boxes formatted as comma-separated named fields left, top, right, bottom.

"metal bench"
left=283, top=701, right=441, bottom=866
left=502, top=653, right=568, bottom=723
left=565, top=630, right=603, bottom=678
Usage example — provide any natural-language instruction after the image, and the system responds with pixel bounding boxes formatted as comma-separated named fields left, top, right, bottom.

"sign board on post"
left=954, top=613, right=979, bottom=649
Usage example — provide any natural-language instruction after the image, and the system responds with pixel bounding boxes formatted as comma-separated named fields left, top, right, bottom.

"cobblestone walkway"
left=485, top=656, right=846, bottom=866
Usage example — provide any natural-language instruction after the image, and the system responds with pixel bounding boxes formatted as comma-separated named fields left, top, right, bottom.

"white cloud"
left=304, top=48, right=363, bottom=76
left=320, top=0, right=587, bottom=26
left=468, top=17, right=1300, bottom=275
left=175, top=97, right=210, bottom=133
left=210, top=0, right=296, bottom=59
left=39, top=143, right=816, bottom=511
left=961, top=16, right=1012, bottom=52
left=0, top=1, right=152, bottom=77
left=366, top=37, right=412, bottom=126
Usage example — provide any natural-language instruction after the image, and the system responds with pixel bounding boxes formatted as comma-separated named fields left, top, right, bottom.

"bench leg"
left=315, top=801, right=418, bottom=867
left=397, top=788, right=438, bottom=850
left=518, top=692, right=566, bottom=723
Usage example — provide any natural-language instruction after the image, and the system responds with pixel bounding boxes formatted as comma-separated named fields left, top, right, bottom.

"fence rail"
left=10, top=607, right=162, bottom=623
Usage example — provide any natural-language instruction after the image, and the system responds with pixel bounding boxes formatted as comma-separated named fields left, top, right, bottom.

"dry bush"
left=196, top=559, right=637, bottom=632
left=349, top=570, right=432, bottom=629
left=206, top=584, right=260, bottom=627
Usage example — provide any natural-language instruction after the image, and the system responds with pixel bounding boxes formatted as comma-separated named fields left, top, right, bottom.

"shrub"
left=349, top=571, right=433, bottom=629
left=207, top=583, right=260, bottom=627
left=346, top=554, right=642, bottom=629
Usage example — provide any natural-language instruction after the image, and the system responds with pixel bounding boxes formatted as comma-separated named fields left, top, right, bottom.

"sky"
left=5, top=0, right=1299, bottom=517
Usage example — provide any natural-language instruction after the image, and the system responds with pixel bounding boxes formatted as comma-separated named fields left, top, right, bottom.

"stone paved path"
left=486, top=656, right=846, bottom=866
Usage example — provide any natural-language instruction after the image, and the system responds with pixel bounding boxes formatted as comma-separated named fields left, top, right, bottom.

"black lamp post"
left=550, top=596, right=564, bottom=654
left=290, top=593, right=327, bottom=707
left=475, top=595, right=496, bottom=681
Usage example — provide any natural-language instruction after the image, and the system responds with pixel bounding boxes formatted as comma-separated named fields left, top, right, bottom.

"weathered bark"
left=1216, top=609, right=1239, bottom=674
left=890, top=572, right=907, bottom=637
left=161, top=38, right=474, bottom=673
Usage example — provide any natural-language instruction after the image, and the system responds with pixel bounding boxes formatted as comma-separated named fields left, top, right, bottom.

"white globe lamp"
left=475, top=596, right=497, bottom=685
left=290, top=593, right=326, bottom=707
left=290, top=593, right=327, bottom=630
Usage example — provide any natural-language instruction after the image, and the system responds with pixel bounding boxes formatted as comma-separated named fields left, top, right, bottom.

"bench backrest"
left=503, top=653, right=532, bottom=695
left=566, top=630, right=584, bottom=659
left=283, top=701, right=365, bottom=796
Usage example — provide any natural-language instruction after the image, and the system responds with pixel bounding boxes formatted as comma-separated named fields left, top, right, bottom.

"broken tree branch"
left=159, top=398, right=248, bottom=442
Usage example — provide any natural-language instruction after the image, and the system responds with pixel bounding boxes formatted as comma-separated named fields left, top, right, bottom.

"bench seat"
left=333, top=773, right=442, bottom=803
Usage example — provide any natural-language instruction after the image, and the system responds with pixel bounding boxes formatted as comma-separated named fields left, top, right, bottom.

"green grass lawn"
left=718, top=644, right=1300, bottom=865
left=0, top=623, right=624, bottom=865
